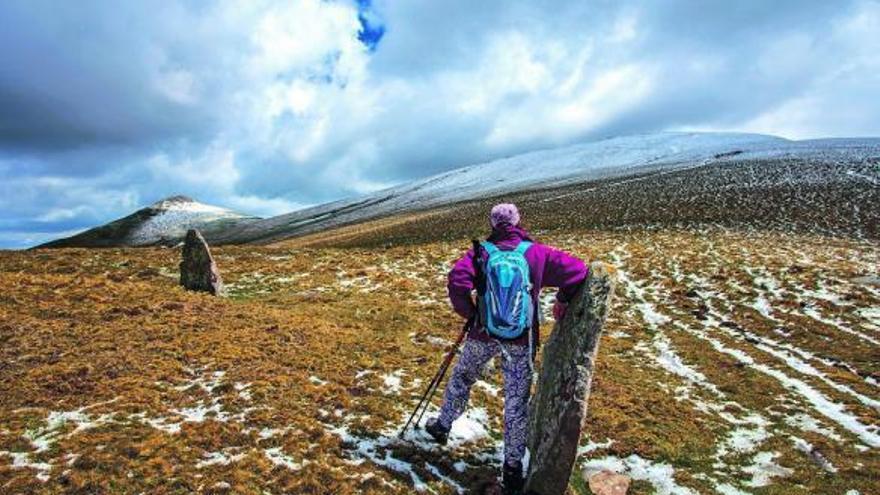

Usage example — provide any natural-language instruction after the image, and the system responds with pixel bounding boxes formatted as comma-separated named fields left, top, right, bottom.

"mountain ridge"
left=37, top=131, right=880, bottom=248
left=37, top=195, right=259, bottom=248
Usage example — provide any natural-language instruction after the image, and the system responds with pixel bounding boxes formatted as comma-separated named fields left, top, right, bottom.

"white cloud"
left=154, top=69, right=199, bottom=105
left=248, top=0, right=362, bottom=77
left=36, top=206, right=93, bottom=223
left=1, top=0, right=879, bottom=247
left=224, top=195, right=309, bottom=218
left=147, top=144, right=240, bottom=193
left=692, top=0, right=880, bottom=139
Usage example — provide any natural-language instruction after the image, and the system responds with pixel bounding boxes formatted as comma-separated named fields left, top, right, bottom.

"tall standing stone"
left=524, top=261, right=616, bottom=495
left=179, top=229, right=224, bottom=296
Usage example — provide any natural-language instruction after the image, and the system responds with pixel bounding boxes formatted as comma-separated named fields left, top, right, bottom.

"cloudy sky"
left=1, top=0, right=879, bottom=248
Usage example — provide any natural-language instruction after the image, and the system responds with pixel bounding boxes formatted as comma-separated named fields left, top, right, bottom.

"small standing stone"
left=179, top=229, right=224, bottom=295
left=585, top=470, right=631, bottom=495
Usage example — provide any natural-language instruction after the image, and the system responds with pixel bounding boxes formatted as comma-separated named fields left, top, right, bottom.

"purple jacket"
left=447, top=224, right=588, bottom=345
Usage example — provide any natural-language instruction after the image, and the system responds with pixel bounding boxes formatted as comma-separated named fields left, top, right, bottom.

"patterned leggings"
left=437, top=337, right=532, bottom=466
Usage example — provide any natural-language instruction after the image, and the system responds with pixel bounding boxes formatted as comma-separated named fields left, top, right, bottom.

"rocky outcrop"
left=179, top=229, right=224, bottom=296
left=524, top=261, right=616, bottom=495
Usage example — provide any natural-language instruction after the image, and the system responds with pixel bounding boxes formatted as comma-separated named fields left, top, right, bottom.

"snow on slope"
left=126, top=196, right=253, bottom=246
left=383, top=132, right=785, bottom=207
left=349, top=133, right=880, bottom=210
left=43, top=131, right=880, bottom=248
left=38, top=195, right=259, bottom=248
left=221, top=131, right=880, bottom=243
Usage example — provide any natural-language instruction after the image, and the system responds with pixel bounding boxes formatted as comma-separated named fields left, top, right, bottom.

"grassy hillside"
left=274, top=157, right=880, bottom=249
left=2, top=224, right=878, bottom=494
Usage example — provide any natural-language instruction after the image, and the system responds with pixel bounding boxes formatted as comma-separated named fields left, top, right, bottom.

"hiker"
left=426, top=203, right=587, bottom=494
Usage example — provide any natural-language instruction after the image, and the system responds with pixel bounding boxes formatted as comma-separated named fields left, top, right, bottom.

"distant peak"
left=147, top=195, right=240, bottom=215
left=153, top=195, right=195, bottom=206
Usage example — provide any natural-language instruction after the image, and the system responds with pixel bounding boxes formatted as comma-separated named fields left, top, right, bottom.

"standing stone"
left=524, top=262, right=615, bottom=495
left=179, top=229, right=224, bottom=296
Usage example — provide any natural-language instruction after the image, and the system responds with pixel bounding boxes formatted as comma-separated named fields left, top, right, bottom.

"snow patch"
left=715, top=414, right=770, bottom=458
left=382, top=370, right=405, bottom=395
left=653, top=335, right=723, bottom=397
left=714, top=483, right=751, bottom=495
left=448, top=407, right=490, bottom=445
left=783, top=413, right=844, bottom=442
left=197, top=449, right=246, bottom=468
left=859, top=307, right=880, bottom=327
left=309, top=375, right=329, bottom=386
left=577, top=438, right=615, bottom=456
left=802, top=306, right=879, bottom=346
left=742, top=452, right=793, bottom=487
left=474, top=380, right=500, bottom=397
left=0, top=451, right=52, bottom=482
left=674, top=319, right=880, bottom=448
left=128, top=198, right=251, bottom=246
left=264, top=447, right=303, bottom=471
left=791, top=437, right=836, bottom=473
left=581, top=454, right=699, bottom=495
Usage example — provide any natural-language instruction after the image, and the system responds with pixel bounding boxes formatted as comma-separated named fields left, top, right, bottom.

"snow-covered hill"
left=126, top=196, right=255, bottom=246
left=214, top=132, right=880, bottom=244
left=39, top=195, right=259, bottom=248
left=39, top=131, right=880, bottom=248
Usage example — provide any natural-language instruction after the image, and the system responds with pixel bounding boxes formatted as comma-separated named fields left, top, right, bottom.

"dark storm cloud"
left=0, top=1, right=233, bottom=151
left=1, top=0, right=878, bottom=248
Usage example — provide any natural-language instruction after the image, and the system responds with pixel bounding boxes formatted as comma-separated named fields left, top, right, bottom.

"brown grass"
left=1, top=226, right=878, bottom=494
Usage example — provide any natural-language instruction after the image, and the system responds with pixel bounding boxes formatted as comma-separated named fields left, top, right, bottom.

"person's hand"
left=553, top=300, right=568, bottom=320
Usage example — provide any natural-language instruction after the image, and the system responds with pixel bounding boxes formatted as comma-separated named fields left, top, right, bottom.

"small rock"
left=585, top=470, right=631, bottom=495
left=713, top=150, right=743, bottom=159
left=179, top=229, right=224, bottom=295
left=691, top=305, right=709, bottom=320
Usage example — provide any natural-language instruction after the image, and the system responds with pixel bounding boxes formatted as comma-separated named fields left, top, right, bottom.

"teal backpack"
left=477, top=241, right=534, bottom=340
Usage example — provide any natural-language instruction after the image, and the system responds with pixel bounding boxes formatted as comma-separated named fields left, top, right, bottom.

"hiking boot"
left=502, top=461, right=524, bottom=495
left=424, top=418, right=449, bottom=446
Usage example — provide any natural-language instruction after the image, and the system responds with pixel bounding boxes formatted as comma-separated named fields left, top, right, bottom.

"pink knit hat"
left=489, top=203, right=520, bottom=228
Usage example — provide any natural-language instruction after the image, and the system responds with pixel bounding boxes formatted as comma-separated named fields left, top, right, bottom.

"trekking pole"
left=404, top=321, right=468, bottom=437
left=400, top=318, right=470, bottom=437
left=413, top=330, right=462, bottom=428
left=399, top=317, right=473, bottom=439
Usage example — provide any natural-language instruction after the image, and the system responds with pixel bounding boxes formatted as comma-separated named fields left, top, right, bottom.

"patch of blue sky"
left=355, top=0, right=385, bottom=51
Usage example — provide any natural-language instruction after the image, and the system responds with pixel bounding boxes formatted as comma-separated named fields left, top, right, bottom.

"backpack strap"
left=472, top=239, right=486, bottom=296
left=513, top=240, right=533, bottom=255
left=480, top=241, right=500, bottom=256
